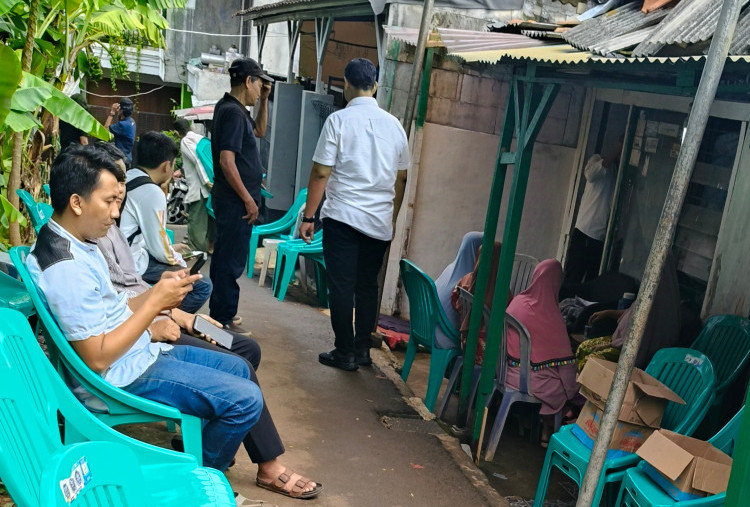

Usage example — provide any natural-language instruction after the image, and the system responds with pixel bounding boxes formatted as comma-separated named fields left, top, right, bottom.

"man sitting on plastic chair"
left=28, top=144, right=264, bottom=474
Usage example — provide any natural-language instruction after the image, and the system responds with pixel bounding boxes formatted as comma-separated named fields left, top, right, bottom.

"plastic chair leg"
left=424, top=348, right=456, bottom=412
left=436, top=355, right=463, bottom=419
left=180, top=415, right=204, bottom=466
left=401, top=337, right=418, bottom=383
left=275, top=250, right=299, bottom=302
left=533, top=444, right=556, bottom=507
left=247, top=231, right=259, bottom=278
left=484, top=391, right=522, bottom=462
left=259, top=242, right=278, bottom=288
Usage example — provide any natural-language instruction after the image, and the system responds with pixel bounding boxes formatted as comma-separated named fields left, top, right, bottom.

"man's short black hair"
left=120, top=97, right=134, bottom=117
left=49, top=144, right=125, bottom=213
left=173, top=118, right=190, bottom=137
left=94, top=141, right=127, bottom=164
left=134, top=131, right=178, bottom=170
left=344, top=58, right=377, bottom=91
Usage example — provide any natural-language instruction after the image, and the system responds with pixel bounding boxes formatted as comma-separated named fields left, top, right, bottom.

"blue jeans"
left=123, top=345, right=263, bottom=470
left=142, top=256, right=213, bottom=313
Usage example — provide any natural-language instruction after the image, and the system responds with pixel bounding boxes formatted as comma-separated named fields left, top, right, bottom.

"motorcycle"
left=167, top=173, right=189, bottom=225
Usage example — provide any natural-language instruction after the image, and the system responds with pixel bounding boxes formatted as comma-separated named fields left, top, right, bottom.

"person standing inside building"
left=564, top=138, right=623, bottom=284
left=209, top=58, right=272, bottom=335
left=105, top=97, right=136, bottom=166
left=300, top=58, right=410, bottom=371
left=174, top=119, right=214, bottom=253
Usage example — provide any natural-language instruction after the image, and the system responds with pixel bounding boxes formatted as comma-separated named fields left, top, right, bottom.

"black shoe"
left=319, top=349, right=358, bottom=371
left=355, top=349, right=372, bottom=366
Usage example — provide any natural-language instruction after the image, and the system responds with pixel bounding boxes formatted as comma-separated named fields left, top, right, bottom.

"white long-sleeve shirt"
left=120, top=168, right=185, bottom=274
left=180, top=131, right=211, bottom=204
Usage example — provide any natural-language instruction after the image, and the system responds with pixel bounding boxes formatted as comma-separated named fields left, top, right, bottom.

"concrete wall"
left=404, top=123, right=577, bottom=286
left=165, top=0, right=246, bottom=85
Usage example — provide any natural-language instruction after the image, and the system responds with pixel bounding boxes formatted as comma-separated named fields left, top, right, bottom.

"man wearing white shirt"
left=564, top=138, right=622, bottom=284
left=174, top=119, right=214, bottom=253
left=300, top=58, right=410, bottom=371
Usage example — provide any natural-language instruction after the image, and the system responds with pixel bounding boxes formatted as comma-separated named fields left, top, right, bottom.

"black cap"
left=229, top=58, right=274, bottom=83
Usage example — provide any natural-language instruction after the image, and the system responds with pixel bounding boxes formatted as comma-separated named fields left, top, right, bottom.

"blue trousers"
left=123, top=345, right=263, bottom=471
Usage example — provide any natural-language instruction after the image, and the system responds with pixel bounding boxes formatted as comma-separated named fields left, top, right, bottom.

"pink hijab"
left=506, top=259, right=574, bottom=367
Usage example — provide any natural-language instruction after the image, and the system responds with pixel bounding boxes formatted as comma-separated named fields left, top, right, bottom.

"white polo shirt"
left=312, top=97, right=410, bottom=241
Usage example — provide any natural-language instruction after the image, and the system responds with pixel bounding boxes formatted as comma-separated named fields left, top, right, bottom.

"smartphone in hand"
left=189, top=252, right=207, bottom=275
left=193, top=315, right=234, bottom=349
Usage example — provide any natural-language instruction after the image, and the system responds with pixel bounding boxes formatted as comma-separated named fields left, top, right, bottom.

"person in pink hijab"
left=504, top=259, right=579, bottom=445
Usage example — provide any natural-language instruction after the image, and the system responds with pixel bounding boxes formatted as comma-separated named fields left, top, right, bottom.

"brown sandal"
left=256, top=469, right=323, bottom=499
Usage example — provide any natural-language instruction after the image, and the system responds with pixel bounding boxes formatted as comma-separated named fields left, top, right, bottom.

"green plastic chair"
left=16, top=189, right=53, bottom=234
left=399, top=259, right=463, bottom=413
left=247, top=188, right=308, bottom=279
left=271, top=234, right=327, bottom=307
left=42, top=183, right=50, bottom=197
left=533, top=348, right=716, bottom=507
left=0, top=308, right=235, bottom=507
left=0, top=270, right=34, bottom=318
left=615, top=406, right=744, bottom=507
left=9, top=246, right=204, bottom=465
left=689, top=315, right=750, bottom=430
left=196, top=137, right=272, bottom=221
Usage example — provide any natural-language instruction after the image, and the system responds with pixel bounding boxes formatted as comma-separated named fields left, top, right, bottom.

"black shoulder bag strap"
left=119, top=175, right=159, bottom=245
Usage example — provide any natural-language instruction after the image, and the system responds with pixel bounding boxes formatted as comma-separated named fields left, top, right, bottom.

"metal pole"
left=402, top=0, right=435, bottom=139
left=575, top=1, right=744, bottom=505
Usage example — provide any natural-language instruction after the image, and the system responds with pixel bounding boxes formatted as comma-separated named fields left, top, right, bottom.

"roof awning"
left=236, top=0, right=377, bottom=25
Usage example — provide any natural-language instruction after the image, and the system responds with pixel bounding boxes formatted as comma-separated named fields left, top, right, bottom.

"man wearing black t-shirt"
left=209, top=58, right=273, bottom=334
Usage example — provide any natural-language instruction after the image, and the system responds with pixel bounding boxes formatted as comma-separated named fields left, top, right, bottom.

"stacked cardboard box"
left=573, top=358, right=684, bottom=458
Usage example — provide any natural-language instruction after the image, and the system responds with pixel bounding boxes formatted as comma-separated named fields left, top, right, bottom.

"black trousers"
left=175, top=331, right=285, bottom=464
left=564, top=228, right=605, bottom=284
left=322, top=218, right=390, bottom=355
left=209, top=195, right=253, bottom=325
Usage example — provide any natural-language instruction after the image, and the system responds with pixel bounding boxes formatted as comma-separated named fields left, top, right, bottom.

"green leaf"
left=4, top=110, right=41, bottom=132
left=0, top=0, right=21, bottom=17
left=65, top=0, right=83, bottom=11
left=11, top=73, right=110, bottom=139
left=0, top=194, right=28, bottom=228
left=91, top=5, right=145, bottom=35
left=0, top=45, right=22, bottom=128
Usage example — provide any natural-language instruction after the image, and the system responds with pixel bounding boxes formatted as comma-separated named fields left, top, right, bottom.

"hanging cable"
left=85, top=85, right=168, bottom=99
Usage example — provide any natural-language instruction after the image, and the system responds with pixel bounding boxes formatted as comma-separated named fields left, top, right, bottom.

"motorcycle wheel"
left=167, top=191, right=187, bottom=225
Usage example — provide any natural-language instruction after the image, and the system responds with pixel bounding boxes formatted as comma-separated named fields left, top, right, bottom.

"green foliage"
left=0, top=44, right=22, bottom=127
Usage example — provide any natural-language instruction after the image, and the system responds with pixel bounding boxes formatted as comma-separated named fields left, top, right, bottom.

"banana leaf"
left=11, top=72, right=110, bottom=139
left=0, top=0, right=20, bottom=16
left=0, top=194, right=28, bottom=229
left=0, top=45, right=22, bottom=128
left=4, top=111, right=41, bottom=132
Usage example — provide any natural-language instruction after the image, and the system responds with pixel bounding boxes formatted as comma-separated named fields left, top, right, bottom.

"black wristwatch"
left=301, top=216, right=315, bottom=223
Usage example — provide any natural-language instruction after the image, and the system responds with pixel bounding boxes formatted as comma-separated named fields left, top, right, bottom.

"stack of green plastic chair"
left=0, top=308, right=235, bottom=507
left=615, top=406, right=744, bottom=507
left=533, top=348, right=716, bottom=507
left=10, top=247, right=204, bottom=464
left=689, top=315, right=750, bottom=431
left=0, top=270, right=34, bottom=318
left=246, top=189, right=308, bottom=279
left=271, top=233, right=327, bottom=306
left=399, top=259, right=462, bottom=413
left=16, top=189, right=53, bottom=234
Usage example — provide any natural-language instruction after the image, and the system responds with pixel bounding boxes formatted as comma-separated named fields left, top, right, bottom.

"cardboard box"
left=573, top=400, right=657, bottom=459
left=573, top=358, right=684, bottom=457
left=637, top=429, right=733, bottom=501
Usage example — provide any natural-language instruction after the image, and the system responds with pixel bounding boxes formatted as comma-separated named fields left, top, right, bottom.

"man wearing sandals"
left=30, top=144, right=321, bottom=499
left=301, top=58, right=410, bottom=372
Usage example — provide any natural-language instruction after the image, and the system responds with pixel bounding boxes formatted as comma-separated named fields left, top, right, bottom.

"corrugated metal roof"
left=730, top=7, right=750, bottom=55
left=436, top=27, right=550, bottom=53
left=563, top=1, right=670, bottom=56
left=383, top=26, right=420, bottom=46
left=237, top=0, right=317, bottom=16
left=633, top=0, right=750, bottom=57
left=448, top=42, right=750, bottom=65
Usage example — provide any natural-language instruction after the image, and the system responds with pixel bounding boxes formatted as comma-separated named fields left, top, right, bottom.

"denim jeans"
left=123, top=345, right=263, bottom=470
left=142, top=256, right=213, bottom=313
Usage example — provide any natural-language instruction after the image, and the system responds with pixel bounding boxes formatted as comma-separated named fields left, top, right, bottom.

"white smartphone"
left=193, top=315, right=234, bottom=349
